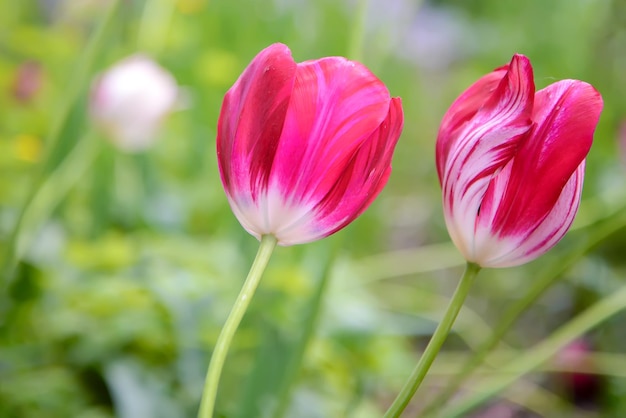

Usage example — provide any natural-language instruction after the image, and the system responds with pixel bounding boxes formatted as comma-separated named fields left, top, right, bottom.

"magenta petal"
left=217, top=43, right=297, bottom=201
left=269, top=57, right=392, bottom=206
left=216, top=44, right=403, bottom=245
left=486, top=80, right=603, bottom=238
left=312, top=97, right=404, bottom=239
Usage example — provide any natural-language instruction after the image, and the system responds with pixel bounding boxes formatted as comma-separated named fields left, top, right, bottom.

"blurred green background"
left=2, top=0, right=626, bottom=417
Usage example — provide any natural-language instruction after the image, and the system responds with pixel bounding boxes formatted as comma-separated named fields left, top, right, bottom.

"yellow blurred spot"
left=177, top=0, right=207, bottom=14
left=195, top=49, right=240, bottom=87
left=14, top=134, right=42, bottom=162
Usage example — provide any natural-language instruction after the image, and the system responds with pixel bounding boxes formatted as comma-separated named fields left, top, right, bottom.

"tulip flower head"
left=436, top=54, right=603, bottom=268
left=90, top=55, right=179, bottom=152
left=217, top=43, right=403, bottom=246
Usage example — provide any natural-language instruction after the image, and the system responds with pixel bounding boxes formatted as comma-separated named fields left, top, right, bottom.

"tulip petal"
left=269, top=57, right=392, bottom=207
left=262, top=98, right=403, bottom=245
left=217, top=43, right=297, bottom=203
left=477, top=163, right=584, bottom=267
left=437, top=52, right=602, bottom=267
left=440, top=54, right=535, bottom=262
left=481, top=80, right=603, bottom=239
left=436, top=65, right=509, bottom=182
left=312, top=97, right=404, bottom=239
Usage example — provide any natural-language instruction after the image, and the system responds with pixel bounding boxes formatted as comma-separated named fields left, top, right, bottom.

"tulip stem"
left=420, top=207, right=626, bottom=417
left=198, top=234, right=278, bottom=418
left=438, top=284, right=626, bottom=417
left=2, top=130, right=101, bottom=287
left=1, top=0, right=120, bottom=285
left=383, top=262, right=481, bottom=418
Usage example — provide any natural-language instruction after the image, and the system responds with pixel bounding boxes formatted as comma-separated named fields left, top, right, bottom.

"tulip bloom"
left=436, top=54, right=603, bottom=268
left=217, top=43, right=403, bottom=245
left=90, top=55, right=179, bottom=152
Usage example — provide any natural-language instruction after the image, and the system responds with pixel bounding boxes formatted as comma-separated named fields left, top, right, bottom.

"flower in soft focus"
left=90, top=55, right=179, bottom=152
left=12, top=61, right=43, bottom=104
left=554, top=338, right=603, bottom=408
left=217, top=43, right=403, bottom=246
left=436, top=54, right=603, bottom=268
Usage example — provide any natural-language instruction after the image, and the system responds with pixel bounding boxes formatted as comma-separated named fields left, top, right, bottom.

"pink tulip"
left=217, top=43, right=403, bottom=245
left=436, top=54, right=603, bottom=268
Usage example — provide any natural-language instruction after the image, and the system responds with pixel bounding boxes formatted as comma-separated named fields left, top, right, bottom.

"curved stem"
left=43, top=0, right=120, bottom=164
left=2, top=0, right=120, bottom=284
left=198, top=234, right=278, bottom=418
left=2, top=130, right=101, bottom=287
left=420, top=208, right=626, bottom=417
left=439, top=284, right=626, bottom=418
left=383, top=262, right=481, bottom=418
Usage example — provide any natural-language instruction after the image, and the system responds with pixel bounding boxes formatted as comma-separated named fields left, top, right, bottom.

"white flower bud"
left=90, top=55, right=178, bottom=152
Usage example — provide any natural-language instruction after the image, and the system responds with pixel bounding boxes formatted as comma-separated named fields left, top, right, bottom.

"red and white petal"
left=477, top=163, right=584, bottom=267
left=484, top=80, right=602, bottom=239
left=441, top=55, right=535, bottom=262
left=436, top=64, right=509, bottom=182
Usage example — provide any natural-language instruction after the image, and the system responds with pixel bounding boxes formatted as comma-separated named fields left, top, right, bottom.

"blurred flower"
left=12, top=61, right=43, bottom=103
left=217, top=43, right=403, bottom=245
left=436, top=54, right=603, bottom=268
left=554, top=338, right=603, bottom=408
left=90, top=55, right=179, bottom=152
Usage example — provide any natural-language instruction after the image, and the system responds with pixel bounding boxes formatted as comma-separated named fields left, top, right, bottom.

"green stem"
left=43, top=0, right=120, bottom=165
left=2, top=131, right=101, bottom=287
left=420, top=208, right=626, bottom=417
left=198, top=234, right=278, bottom=418
left=439, top=284, right=626, bottom=418
left=2, top=0, right=120, bottom=283
left=383, top=262, right=481, bottom=418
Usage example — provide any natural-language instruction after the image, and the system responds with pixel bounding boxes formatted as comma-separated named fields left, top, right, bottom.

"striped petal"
left=440, top=54, right=535, bottom=262
left=481, top=80, right=602, bottom=239
left=438, top=53, right=603, bottom=268
left=436, top=65, right=509, bottom=182
left=479, top=163, right=585, bottom=267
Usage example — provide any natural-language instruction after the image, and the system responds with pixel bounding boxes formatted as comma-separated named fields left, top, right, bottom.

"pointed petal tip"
left=265, top=42, right=292, bottom=55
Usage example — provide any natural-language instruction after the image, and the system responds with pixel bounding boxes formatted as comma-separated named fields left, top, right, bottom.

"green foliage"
left=2, top=0, right=626, bottom=416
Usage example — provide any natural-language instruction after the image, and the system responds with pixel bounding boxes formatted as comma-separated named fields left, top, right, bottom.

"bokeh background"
left=2, top=0, right=626, bottom=417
